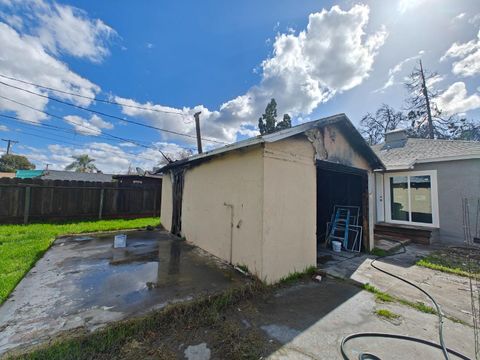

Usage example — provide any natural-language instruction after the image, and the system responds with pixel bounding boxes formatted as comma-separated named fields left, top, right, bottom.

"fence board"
left=0, top=178, right=162, bottom=223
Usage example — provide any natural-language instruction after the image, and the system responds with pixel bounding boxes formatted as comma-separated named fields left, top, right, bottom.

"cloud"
left=469, top=13, right=480, bottom=25
left=2, top=0, right=116, bottom=62
left=452, top=12, right=466, bottom=23
left=116, top=4, right=387, bottom=144
left=436, top=82, right=480, bottom=115
left=398, top=0, right=428, bottom=14
left=32, top=140, right=187, bottom=173
left=0, top=0, right=112, bottom=122
left=64, top=114, right=114, bottom=136
left=374, top=50, right=424, bottom=92
left=0, top=124, right=8, bottom=131
left=441, top=30, right=480, bottom=77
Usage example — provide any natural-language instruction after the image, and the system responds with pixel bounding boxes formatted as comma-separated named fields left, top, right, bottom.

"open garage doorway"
left=316, top=161, right=369, bottom=254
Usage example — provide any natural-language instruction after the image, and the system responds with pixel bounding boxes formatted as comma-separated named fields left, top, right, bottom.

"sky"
left=0, top=0, right=479, bottom=173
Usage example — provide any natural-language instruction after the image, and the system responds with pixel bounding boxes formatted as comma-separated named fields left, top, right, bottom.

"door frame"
left=383, top=170, right=440, bottom=228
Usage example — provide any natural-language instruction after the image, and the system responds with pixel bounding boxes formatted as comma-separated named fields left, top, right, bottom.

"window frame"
left=384, top=170, right=440, bottom=228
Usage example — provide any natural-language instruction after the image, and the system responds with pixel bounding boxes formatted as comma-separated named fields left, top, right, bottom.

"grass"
left=277, top=266, right=317, bottom=285
left=370, top=248, right=388, bottom=257
left=0, top=217, right=160, bottom=304
left=416, top=248, right=480, bottom=278
left=375, top=309, right=400, bottom=320
left=362, top=283, right=394, bottom=302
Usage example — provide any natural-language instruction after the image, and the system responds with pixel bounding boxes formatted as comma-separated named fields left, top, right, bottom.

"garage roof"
left=159, top=113, right=384, bottom=172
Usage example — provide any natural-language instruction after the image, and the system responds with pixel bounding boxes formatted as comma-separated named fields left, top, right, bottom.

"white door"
left=375, top=173, right=384, bottom=222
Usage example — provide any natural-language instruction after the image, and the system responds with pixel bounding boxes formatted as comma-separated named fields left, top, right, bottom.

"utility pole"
left=194, top=111, right=203, bottom=154
left=45, top=163, right=51, bottom=170
left=419, top=60, right=435, bottom=139
left=1, top=139, right=18, bottom=155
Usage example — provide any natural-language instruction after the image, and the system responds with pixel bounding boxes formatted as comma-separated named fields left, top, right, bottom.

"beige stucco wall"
left=262, top=135, right=317, bottom=283
left=322, top=125, right=371, bottom=171
left=180, top=146, right=265, bottom=278
left=160, top=124, right=377, bottom=283
left=160, top=172, right=173, bottom=232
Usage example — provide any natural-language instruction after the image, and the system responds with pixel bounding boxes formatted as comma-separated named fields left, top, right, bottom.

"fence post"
left=98, top=188, right=104, bottom=220
left=23, top=186, right=31, bottom=225
left=153, top=188, right=157, bottom=217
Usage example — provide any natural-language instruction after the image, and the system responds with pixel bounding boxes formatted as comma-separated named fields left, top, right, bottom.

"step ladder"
left=328, top=208, right=350, bottom=249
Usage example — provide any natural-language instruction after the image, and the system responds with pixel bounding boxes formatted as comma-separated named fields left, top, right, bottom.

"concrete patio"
left=317, top=243, right=475, bottom=325
left=0, top=230, right=245, bottom=356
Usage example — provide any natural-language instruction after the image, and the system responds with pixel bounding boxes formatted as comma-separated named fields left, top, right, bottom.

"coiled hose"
left=340, top=241, right=471, bottom=360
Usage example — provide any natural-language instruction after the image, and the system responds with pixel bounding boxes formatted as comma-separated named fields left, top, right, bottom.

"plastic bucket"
left=332, top=241, right=342, bottom=252
left=114, top=234, right=127, bottom=248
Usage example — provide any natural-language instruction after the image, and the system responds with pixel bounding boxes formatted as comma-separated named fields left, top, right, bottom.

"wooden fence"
left=0, top=178, right=162, bottom=224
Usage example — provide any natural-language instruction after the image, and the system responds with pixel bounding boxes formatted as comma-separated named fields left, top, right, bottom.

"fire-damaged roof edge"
left=157, top=113, right=385, bottom=173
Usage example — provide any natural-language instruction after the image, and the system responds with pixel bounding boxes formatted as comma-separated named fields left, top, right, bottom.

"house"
left=372, top=129, right=480, bottom=244
left=15, top=169, right=113, bottom=182
left=113, top=174, right=162, bottom=187
left=159, top=114, right=384, bottom=283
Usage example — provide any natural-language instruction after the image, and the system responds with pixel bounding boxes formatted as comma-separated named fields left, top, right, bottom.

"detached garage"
left=159, top=114, right=384, bottom=283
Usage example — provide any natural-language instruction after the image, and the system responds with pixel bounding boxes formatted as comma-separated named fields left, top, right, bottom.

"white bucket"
left=332, top=241, right=342, bottom=252
left=114, top=234, right=127, bottom=248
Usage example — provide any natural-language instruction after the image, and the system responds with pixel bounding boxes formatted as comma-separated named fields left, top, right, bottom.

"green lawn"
left=0, top=218, right=160, bottom=304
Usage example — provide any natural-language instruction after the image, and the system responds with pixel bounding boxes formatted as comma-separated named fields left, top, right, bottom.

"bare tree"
left=360, top=104, right=407, bottom=145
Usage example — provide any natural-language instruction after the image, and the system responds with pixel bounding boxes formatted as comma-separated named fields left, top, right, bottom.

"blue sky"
left=0, top=0, right=479, bottom=173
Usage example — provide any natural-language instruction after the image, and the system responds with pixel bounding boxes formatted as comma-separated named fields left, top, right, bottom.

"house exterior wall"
left=180, top=146, right=266, bottom=278
left=161, top=173, right=173, bottom=231
left=262, top=136, right=317, bottom=283
left=160, top=125, right=377, bottom=283
left=410, top=159, right=480, bottom=242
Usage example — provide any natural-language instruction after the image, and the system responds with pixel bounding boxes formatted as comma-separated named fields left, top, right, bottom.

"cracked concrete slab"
left=317, top=244, right=475, bottom=325
left=0, top=230, right=244, bottom=356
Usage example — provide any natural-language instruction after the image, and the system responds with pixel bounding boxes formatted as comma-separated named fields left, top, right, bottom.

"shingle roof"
left=159, top=114, right=384, bottom=172
left=40, top=170, right=113, bottom=182
left=372, top=138, right=480, bottom=170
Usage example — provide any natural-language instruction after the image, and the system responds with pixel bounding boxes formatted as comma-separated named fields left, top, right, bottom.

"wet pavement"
left=0, top=230, right=245, bottom=355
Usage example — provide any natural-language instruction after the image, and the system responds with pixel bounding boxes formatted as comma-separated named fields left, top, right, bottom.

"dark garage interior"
left=316, top=161, right=368, bottom=252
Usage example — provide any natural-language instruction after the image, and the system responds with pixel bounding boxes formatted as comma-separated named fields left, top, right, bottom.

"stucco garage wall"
left=180, top=146, right=265, bottom=278
left=413, top=159, right=480, bottom=242
left=262, top=135, right=317, bottom=283
left=160, top=173, right=173, bottom=232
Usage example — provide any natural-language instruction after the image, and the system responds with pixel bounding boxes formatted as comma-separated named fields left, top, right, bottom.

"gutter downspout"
left=224, top=202, right=234, bottom=264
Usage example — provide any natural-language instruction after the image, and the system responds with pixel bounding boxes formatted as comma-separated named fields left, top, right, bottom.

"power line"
left=0, top=73, right=186, bottom=117
left=0, top=95, right=174, bottom=161
left=1, top=138, right=18, bottom=154
left=0, top=112, right=172, bottom=163
left=0, top=79, right=225, bottom=144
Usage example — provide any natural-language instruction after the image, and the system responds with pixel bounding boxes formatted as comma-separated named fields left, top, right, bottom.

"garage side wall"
left=181, top=147, right=265, bottom=278
left=160, top=173, right=173, bottom=232
left=262, top=136, right=317, bottom=283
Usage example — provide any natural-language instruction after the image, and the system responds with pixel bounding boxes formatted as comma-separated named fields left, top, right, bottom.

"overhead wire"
left=0, top=79, right=225, bottom=144
left=0, top=95, right=174, bottom=162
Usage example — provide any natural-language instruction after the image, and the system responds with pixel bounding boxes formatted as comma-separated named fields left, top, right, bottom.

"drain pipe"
left=224, top=202, right=234, bottom=264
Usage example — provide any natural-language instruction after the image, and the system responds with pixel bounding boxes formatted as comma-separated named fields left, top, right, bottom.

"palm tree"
left=65, top=154, right=99, bottom=173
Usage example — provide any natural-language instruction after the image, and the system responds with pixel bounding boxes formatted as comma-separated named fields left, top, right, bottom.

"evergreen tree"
left=258, top=99, right=292, bottom=135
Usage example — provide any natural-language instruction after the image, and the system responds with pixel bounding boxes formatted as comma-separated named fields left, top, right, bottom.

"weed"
left=370, top=248, right=388, bottom=257
left=416, top=248, right=480, bottom=278
left=362, top=283, right=394, bottom=302
left=375, top=309, right=400, bottom=320
left=278, top=266, right=317, bottom=285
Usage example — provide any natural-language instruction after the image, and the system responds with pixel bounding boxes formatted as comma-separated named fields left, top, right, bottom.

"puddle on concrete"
left=0, top=230, right=245, bottom=355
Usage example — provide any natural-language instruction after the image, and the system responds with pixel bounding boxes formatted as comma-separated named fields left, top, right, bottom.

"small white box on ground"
left=332, top=240, right=342, bottom=253
left=114, top=234, right=127, bottom=248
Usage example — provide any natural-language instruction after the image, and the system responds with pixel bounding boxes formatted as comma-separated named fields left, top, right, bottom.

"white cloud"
left=0, top=0, right=117, bottom=123
left=375, top=50, right=424, bottom=92
left=437, top=82, right=480, bottom=115
left=36, top=140, right=187, bottom=173
left=452, top=12, right=466, bottom=23
left=0, top=124, right=8, bottom=131
left=64, top=114, right=113, bottom=136
left=469, top=13, right=480, bottom=25
left=3, top=0, right=116, bottom=62
left=441, top=30, right=480, bottom=77
left=116, top=4, right=386, bottom=144
left=398, top=0, right=428, bottom=14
